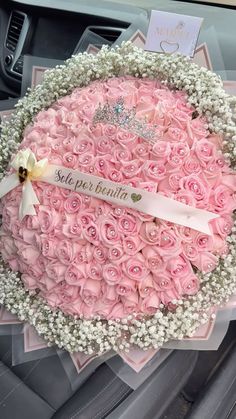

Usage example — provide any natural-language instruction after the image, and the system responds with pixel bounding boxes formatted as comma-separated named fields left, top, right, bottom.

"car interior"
left=0, top=0, right=236, bottom=418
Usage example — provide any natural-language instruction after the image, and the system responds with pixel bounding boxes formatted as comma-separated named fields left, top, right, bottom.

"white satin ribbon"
left=0, top=149, right=219, bottom=234
left=0, top=149, right=47, bottom=221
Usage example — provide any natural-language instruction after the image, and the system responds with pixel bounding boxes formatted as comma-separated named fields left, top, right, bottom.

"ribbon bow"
left=0, top=149, right=48, bottom=220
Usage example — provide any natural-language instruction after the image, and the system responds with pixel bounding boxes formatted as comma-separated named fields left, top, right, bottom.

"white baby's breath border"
left=0, top=42, right=236, bottom=354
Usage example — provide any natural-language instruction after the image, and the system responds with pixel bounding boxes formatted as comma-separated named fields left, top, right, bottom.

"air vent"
left=87, top=26, right=125, bottom=43
left=6, top=11, right=25, bottom=52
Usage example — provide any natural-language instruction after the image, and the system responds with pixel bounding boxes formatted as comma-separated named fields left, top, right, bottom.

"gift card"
left=145, top=10, right=203, bottom=57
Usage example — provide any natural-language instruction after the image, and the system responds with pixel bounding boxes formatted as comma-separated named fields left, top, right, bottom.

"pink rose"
left=108, top=169, right=123, bottom=183
left=42, top=185, right=61, bottom=202
left=142, top=246, right=163, bottom=272
left=210, top=185, right=235, bottom=214
left=108, top=303, right=125, bottom=319
left=204, top=160, right=222, bottom=185
left=26, top=215, right=40, bottom=230
left=176, top=226, right=193, bottom=243
left=78, top=102, right=97, bottom=123
left=102, top=283, right=119, bottom=305
left=138, top=181, right=157, bottom=193
left=172, top=142, right=190, bottom=159
left=143, top=160, right=166, bottom=181
left=81, top=279, right=101, bottom=306
left=118, top=213, right=140, bottom=236
left=0, top=235, right=17, bottom=258
left=62, top=152, right=77, bottom=169
left=94, top=302, right=114, bottom=318
left=94, top=155, right=113, bottom=176
left=157, top=229, right=181, bottom=259
left=27, top=258, right=45, bottom=279
left=62, top=136, right=75, bottom=151
left=65, top=265, right=85, bottom=285
left=82, top=222, right=100, bottom=245
left=56, top=240, right=78, bottom=265
left=97, top=138, right=114, bottom=155
left=122, top=236, right=144, bottom=255
left=78, top=153, right=94, bottom=169
left=211, top=215, right=233, bottom=238
left=122, top=253, right=149, bottom=281
left=44, top=290, right=62, bottom=308
left=151, top=141, right=171, bottom=161
left=11, top=219, right=25, bottom=241
left=46, top=261, right=67, bottom=282
left=168, top=171, right=183, bottom=191
left=36, top=146, right=51, bottom=160
left=183, top=244, right=199, bottom=261
left=62, top=215, right=82, bottom=238
left=133, top=142, right=150, bottom=160
left=121, top=160, right=141, bottom=178
left=102, top=125, right=118, bottom=141
left=93, top=245, right=108, bottom=264
left=86, top=262, right=103, bottom=281
left=166, top=255, right=193, bottom=280
left=58, top=283, right=79, bottom=304
left=159, top=288, right=180, bottom=305
left=138, top=274, right=155, bottom=298
left=20, top=245, right=40, bottom=265
left=178, top=274, right=200, bottom=296
left=192, top=251, right=219, bottom=273
left=153, top=273, right=174, bottom=291
left=122, top=291, right=139, bottom=314
left=107, top=245, right=125, bottom=262
left=73, top=137, right=94, bottom=155
left=172, top=108, right=190, bottom=126
left=64, top=193, right=83, bottom=214
left=180, top=175, right=209, bottom=207
left=78, top=211, right=95, bottom=225
left=41, top=235, right=57, bottom=258
left=36, top=108, right=57, bottom=129
left=194, top=139, right=216, bottom=163
left=74, top=243, right=93, bottom=264
left=103, top=263, right=122, bottom=285
left=194, top=233, right=213, bottom=252
left=62, top=298, right=83, bottom=317
left=183, top=155, right=201, bottom=175
left=79, top=194, right=91, bottom=208
left=112, top=145, right=132, bottom=162
left=165, top=127, right=188, bottom=142
left=167, top=153, right=184, bottom=169
left=21, top=274, right=38, bottom=290
left=140, top=222, right=160, bottom=245
left=49, top=194, right=64, bottom=212
left=99, top=217, right=120, bottom=246
left=141, top=292, right=160, bottom=315
left=190, top=118, right=208, bottom=140
left=212, top=234, right=228, bottom=256
left=38, top=206, right=61, bottom=233
left=51, top=138, right=63, bottom=154
left=117, top=130, right=138, bottom=147
left=35, top=274, right=51, bottom=292
left=8, top=258, right=20, bottom=272
left=116, top=277, right=136, bottom=297
left=158, top=172, right=183, bottom=192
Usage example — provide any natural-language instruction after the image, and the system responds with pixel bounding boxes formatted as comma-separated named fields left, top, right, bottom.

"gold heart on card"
left=131, top=193, right=142, bottom=203
left=160, top=40, right=180, bottom=54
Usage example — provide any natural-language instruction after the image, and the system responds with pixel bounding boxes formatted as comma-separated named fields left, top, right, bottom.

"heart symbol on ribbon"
left=160, top=40, right=180, bottom=54
left=131, top=193, right=142, bottom=203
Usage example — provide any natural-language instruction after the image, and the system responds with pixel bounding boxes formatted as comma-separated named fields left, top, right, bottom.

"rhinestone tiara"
left=92, top=97, right=157, bottom=145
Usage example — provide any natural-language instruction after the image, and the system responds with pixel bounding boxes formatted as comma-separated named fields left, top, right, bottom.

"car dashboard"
left=0, top=0, right=141, bottom=99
